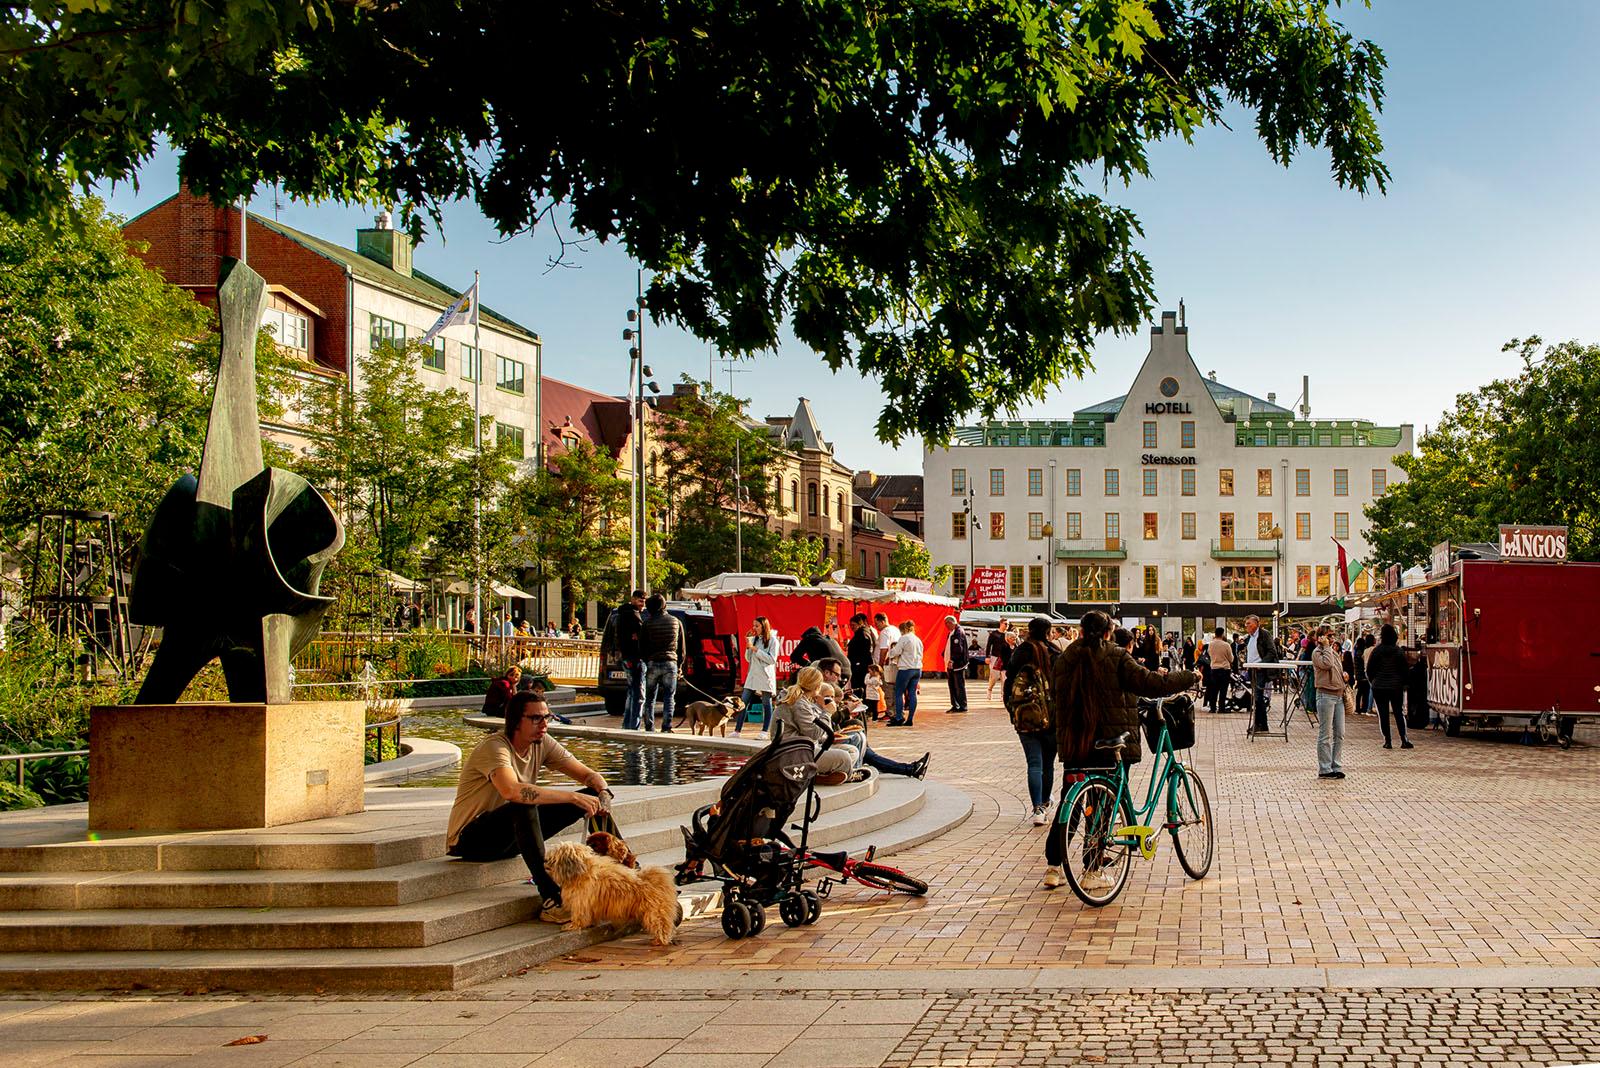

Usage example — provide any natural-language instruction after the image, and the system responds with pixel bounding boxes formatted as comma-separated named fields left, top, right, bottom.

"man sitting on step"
left=446, top=693, right=611, bottom=924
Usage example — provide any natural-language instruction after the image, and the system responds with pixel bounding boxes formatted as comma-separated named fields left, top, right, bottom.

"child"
left=863, top=664, right=885, bottom=720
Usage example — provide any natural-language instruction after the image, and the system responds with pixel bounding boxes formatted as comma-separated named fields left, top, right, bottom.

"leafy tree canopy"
left=4, top=1, right=1387, bottom=441
left=886, top=533, right=950, bottom=587
left=1364, top=338, right=1600, bottom=568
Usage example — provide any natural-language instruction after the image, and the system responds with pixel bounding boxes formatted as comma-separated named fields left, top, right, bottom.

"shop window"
left=1067, top=565, right=1119, bottom=601
left=1316, top=565, right=1331, bottom=597
left=1221, top=565, right=1273, bottom=602
left=1297, top=566, right=1312, bottom=597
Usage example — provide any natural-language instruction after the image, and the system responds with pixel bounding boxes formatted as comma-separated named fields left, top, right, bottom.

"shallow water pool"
left=394, top=713, right=748, bottom=788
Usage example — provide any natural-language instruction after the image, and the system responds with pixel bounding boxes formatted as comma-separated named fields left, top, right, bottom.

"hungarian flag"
left=1332, top=538, right=1351, bottom=607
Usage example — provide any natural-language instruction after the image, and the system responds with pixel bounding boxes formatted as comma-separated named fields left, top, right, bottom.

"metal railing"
left=293, top=632, right=600, bottom=687
left=364, top=717, right=402, bottom=765
left=0, top=748, right=88, bottom=787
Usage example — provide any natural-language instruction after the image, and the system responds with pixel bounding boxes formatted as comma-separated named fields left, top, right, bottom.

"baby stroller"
left=674, top=724, right=826, bottom=939
left=1219, top=668, right=1254, bottom=713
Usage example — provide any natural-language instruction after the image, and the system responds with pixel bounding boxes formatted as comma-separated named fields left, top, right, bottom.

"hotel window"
left=460, top=343, right=481, bottom=382
left=1066, top=468, right=1081, bottom=496
left=1028, top=468, right=1043, bottom=496
left=263, top=307, right=310, bottom=351
left=1181, top=512, right=1196, bottom=540
left=496, top=355, right=525, bottom=394
left=951, top=468, right=966, bottom=494
left=1257, top=468, right=1273, bottom=496
left=808, top=482, right=819, bottom=515
left=1104, top=469, right=1119, bottom=496
left=1028, top=512, right=1044, bottom=540
left=1372, top=469, right=1388, bottom=495
left=1182, top=565, right=1197, bottom=598
left=1334, top=512, right=1350, bottom=540
left=1219, top=468, right=1234, bottom=496
left=990, top=512, right=1006, bottom=539
left=1010, top=565, right=1025, bottom=597
left=1142, top=469, right=1157, bottom=496
left=1143, top=512, right=1158, bottom=540
left=1296, top=513, right=1311, bottom=540
left=1297, top=565, right=1313, bottom=597
left=1067, top=564, right=1119, bottom=601
left=1105, top=513, right=1120, bottom=543
left=990, top=469, right=1006, bottom=495
left=1181, top=468, right=1195, bottom=496
left=1143, top=421, right=1158, bottom=448
left=1143, top=566, right=1159, bottom=598
left=1354, top=570, right=1370, bottom=593
left=1258, top=512, right=1275, bottom=539
left=423, top=337, right=445, bottom=371
left=1221, top=565, right=1273, bottom=602
left=952, top=512, right=967, bottom=539
left=1296, top=468, right=1310, bottom=496
left=1066, top=512, right=1082, bottom=539
left=368, top=312, right=405, bottom=351
left=1316, top=565, right=1331, bottom=597
left=495, top=423, right=525, bottom=457
left=1181, top=421, right=1195, bottom=449
left=1029, top=566, right=1045, bottom=598
left=1220, top=512, right=1235, bottom=540
left=1334, top=468, right=1349, bottom=496
left=951, top=565, right=968, bottom=598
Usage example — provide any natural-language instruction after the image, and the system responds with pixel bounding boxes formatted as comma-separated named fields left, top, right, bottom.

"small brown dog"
left=544, top=841, right=679, bottom=946
left=682, top=696, right=744, bottom=736
left=586, top=830, right=638, bottom=869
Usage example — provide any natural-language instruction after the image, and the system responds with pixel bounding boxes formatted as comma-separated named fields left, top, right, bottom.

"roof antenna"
left=1178, top=299, right=1185, bottom=327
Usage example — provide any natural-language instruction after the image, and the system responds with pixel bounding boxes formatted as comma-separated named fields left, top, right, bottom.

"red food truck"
left=1376, top=526, right=1600, bottom=747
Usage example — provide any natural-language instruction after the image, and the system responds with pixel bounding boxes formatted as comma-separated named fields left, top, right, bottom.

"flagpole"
left=473, top=270, right=482, bottom=640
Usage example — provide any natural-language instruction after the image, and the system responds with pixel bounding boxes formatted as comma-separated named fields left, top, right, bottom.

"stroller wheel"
left=748, top=903, right=767, bottom=936
left=779, top=895, right=808, bottom=928
left=721, top=902, right=754, bottom=940
left=802, top=889, right=823, bottom=926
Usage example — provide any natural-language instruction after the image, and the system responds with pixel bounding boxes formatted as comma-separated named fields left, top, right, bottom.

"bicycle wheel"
left=850, top=861, right=929, bottom=896
left=1168, top=764, right=1214, bottom=880
left=1060, top=780, right=1134, bottom=908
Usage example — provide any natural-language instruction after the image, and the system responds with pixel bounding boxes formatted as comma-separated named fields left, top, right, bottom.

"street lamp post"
left=1046, top=458, right=1057, bottom=614
left=622, top=276, right=658, bottom=593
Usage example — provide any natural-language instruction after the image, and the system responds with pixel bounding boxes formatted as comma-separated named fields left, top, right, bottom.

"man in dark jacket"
left=614, top=590, right=647, bottom=729
left=1241, top=614, right=1280, bottom=734
left=790, top=626, right=834, bottom=680
left=846, top=615, right=876, bottom=692
left=637, top=594, right=686, bottom=732
left=944, top=615, right=970, bottom=713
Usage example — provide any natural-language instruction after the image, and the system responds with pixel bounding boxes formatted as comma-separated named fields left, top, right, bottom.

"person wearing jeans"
left=637, top=593, right=685, bottom=732
left=888, top=619, right=925, bottom=726
left=614, top=590, right=646, bottom=729
left=1364, top=623, right=1413, bottom=749
left=1311, top=626, right=1347, bottom=779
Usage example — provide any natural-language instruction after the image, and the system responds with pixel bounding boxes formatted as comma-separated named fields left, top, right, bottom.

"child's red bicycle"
left=802, top=844, right=928, bottom=896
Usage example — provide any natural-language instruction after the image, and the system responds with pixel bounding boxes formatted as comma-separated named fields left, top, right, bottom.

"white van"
left=685, top=572, right=803, bottom=592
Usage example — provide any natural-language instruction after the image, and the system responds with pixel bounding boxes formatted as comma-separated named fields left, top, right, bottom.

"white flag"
left=421, top=283, right=477, bottom=345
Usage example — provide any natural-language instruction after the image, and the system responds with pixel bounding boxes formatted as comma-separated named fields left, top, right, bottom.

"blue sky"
left=99, top=1, right=1600, bottom=473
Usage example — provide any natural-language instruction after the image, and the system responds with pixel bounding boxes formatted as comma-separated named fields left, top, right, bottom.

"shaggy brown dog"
left=682, top=696, right=744, bottom=736
left=544, top=841, right=679, bottom=946
left=585, top=830, right=638, bottom=869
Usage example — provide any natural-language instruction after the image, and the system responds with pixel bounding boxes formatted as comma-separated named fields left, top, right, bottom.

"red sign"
left=1498, top=524, right=1568, bottom=562
left=963, top=566, right=1008, bottom=608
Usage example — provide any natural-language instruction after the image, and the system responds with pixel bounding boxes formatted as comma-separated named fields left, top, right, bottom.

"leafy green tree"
left=656, top=381, right=779, bottom=584
left=887, top=534, right=951, bottom=588
left=1365, top=337, right=1600, bottom=568
left=769, top=535, right=833, bottom=585
left=7, top=1, right=1388, bottom=441
left=511, top=441, right=633, bottom=610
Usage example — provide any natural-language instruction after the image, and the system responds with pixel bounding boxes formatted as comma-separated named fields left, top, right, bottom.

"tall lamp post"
left=1046, top=457, right=1058, bottom=614
left=622, top=276, right=660, bottom=593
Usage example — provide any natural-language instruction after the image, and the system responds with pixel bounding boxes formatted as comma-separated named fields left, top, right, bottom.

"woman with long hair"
left=736, top=616, right=779, bottom=735
left=775, top=665, right=859, bottom=784
left=1043, top=610, right=1197, bottom=889
left=1007, top=617, right=1059, bottom=825
left=1365, top=623, right=1413, bottom=749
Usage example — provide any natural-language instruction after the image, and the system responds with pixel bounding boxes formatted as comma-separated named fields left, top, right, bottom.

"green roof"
left=250, top=214, right=539, bottom=342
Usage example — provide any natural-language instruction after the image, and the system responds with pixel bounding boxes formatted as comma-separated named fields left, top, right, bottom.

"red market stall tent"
left=692, top=587, right=961, bottom=682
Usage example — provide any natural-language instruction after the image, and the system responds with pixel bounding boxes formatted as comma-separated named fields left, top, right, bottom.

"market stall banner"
left=709, top=591, right=831, bottom=683
left=841, top=599, right=956, bottom=674
left=963, top=566, right=1008, bottom=608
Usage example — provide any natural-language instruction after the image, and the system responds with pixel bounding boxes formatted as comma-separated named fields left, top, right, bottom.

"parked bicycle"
left=1049, top=694, right=1215, bottom=907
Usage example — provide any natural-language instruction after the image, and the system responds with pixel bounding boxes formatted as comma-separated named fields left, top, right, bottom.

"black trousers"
left=947, top=668, right=968, bottom=710
left=1374, top=688, right=1408, bottom=743
left=1204, top=668, right=1228, bottom=712
left=1250, top=671, right=1272, bottom=731
left=448, top=788, right=597, bottom=902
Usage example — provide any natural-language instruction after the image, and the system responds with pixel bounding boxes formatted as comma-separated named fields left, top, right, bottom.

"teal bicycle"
left=1049, top=695, right=1215, bottom=907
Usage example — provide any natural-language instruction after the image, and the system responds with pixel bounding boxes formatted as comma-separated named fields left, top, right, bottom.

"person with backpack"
left=943, top=614, right=970, bottom=713
left=1005, top=618, right=1059, bottom=827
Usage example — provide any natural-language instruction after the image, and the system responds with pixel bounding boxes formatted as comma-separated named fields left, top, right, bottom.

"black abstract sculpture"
left=129, top=258, right=344, bottom=704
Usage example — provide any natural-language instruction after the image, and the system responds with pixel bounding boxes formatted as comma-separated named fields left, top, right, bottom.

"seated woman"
left=1044, top=610, right=1197, bottom=890
left=814, top=659, right=928, bottom=779
left=774, top=665, right=867, bottom=786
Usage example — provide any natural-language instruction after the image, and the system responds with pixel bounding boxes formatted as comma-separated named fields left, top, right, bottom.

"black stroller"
left=1220, top=668, right=1254, bottom=712
left=674, top=724, right=826, bottom=939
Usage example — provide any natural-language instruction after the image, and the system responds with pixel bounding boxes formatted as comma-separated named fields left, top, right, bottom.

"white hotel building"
left=923, top=312, right=1413, bottom=630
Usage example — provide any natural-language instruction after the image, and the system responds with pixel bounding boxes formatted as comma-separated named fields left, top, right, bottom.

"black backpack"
left=1004, top=640, right=1053, bottom=733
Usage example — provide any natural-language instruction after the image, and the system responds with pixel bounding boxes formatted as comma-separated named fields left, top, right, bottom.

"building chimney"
left=1267, top=392, right=1276, bottom=405
left=1299, top=375, right=1311, bottom=419
left=356, top=209, right=413, bottom=277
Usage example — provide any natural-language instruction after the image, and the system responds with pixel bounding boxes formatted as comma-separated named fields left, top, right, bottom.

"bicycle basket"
left=1142, top=694, right=1196, bottom=750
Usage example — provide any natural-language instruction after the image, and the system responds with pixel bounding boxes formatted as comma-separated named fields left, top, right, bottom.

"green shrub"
left=0, top=780, right=44, bottom=811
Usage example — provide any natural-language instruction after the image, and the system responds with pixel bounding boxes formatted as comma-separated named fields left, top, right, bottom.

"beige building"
left=760, top=399, right=859, bottom=567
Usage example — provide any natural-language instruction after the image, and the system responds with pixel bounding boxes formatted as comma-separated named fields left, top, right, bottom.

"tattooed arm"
left=490, top=768, right=601, bottom=814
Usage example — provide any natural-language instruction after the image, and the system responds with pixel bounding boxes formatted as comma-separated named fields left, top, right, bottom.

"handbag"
left=1343, top=685, right=1356, bottom=717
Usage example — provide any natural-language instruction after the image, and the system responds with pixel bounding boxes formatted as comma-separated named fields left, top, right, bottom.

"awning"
left=380, top=569, right=425, bottom=593
left=440, top=579, right=535, bottom=599
left=490, top=580, right=535, bottom=600
left=1362, top=573, right=1460, bottom=604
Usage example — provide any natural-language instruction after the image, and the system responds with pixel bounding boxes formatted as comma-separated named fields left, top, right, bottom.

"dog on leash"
left=544, top=841, right=679, bottom=946
left=586, top=830, right=638, bottom=869
left=682, top=696, right=744, bottom=736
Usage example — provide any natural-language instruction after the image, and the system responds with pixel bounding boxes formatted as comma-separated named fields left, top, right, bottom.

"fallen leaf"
left=564, top=955, right=602, bottom=964
left=224, top=1035, right=268, bottom=1046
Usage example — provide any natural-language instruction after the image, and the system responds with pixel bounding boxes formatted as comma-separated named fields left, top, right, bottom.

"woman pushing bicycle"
left=1043, top=610, right=1198, bottom=892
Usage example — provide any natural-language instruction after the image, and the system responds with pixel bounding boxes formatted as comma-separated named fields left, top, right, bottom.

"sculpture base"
left=89, top=702, right=367, bottom=832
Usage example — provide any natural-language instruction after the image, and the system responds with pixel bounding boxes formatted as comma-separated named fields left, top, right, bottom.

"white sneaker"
left=1042, top=865, right=1065, bottom=888
left=1030, top=805, right=1049, bottom=826
left=1078, top=868, right=1115, bottom=892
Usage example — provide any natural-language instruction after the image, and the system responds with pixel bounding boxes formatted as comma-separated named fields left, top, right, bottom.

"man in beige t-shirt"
left=446, top=694, right=609, bottom=922
left=1204, top=626, right=1234, bottom=713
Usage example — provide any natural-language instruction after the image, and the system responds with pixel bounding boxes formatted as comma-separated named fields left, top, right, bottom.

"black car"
left=597, top=601, right=738, bottom=715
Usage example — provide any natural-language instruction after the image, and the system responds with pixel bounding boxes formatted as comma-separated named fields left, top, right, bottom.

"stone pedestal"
left=89, top=702, right=367, bottom=831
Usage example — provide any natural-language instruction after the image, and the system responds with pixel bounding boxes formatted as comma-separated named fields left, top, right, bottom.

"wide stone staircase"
left=0, top=759, right=969, bottom=992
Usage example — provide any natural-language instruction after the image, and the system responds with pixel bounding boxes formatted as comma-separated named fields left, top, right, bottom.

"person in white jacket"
left=736, top=616, right=780, bottom=734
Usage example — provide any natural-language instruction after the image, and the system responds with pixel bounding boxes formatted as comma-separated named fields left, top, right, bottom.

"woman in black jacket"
left=1006, top=618, right=1060, bottom=827
left=1365, top=624, right=1413, bottom=749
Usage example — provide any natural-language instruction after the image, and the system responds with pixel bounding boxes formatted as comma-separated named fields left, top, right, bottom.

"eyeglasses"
left=524, top=714, right=553, bottom=723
